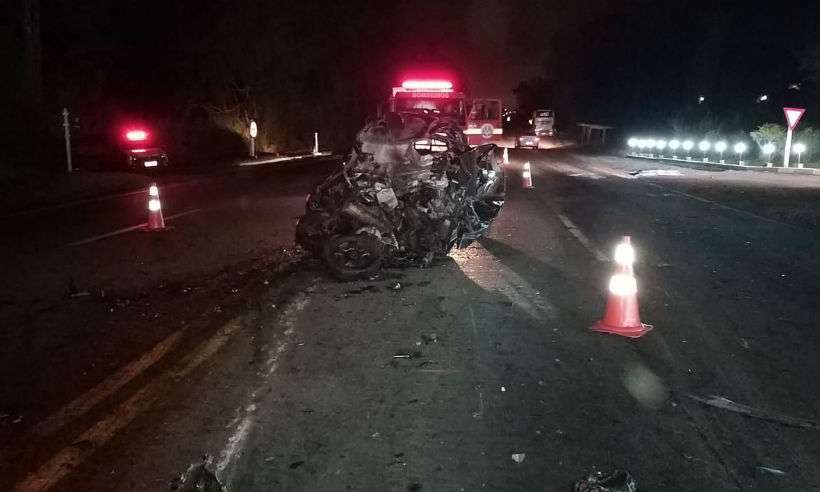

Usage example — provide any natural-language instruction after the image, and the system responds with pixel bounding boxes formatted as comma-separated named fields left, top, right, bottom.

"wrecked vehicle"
left=296, top=113, right=505, bottom=279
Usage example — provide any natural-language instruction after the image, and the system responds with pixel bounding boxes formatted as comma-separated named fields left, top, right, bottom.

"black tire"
left=322, top=234, right=383, bottom=280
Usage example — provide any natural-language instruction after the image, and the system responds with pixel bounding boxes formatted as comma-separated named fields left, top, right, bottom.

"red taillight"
left=131, top=148, right=147, bottom=153
left=125, top=130, right=148, bottom=141
left=401, top=80, right=453, bottom=90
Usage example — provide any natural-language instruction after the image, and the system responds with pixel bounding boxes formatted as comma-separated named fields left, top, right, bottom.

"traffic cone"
left=592, top=236, right=652, bottom=338
left=522, top=161, right=533, bottom=188
left=502, top=147, right=509, bottom=165
left=146, top=183, right=165, bottom=231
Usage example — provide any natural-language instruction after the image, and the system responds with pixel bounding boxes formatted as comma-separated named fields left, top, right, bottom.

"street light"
left=734, top=142, right=747, bottom=165
left=698, top=140, right=711, bottom=161
left=715, top=141, right=727, bottom=163
left=758, top=94, right=768, bottom=102
left=646, top=138, right=656, bottom=157
left=762, top=142, right=776, bottom=167
left=698, top=95, right=705, bottom=104
left=682, top=140, right=694, bottom=160
left=656, top=139, right=667, bottom=158
left=793, top=142, right=807, bottom=168
left=669, top=139, right=681, bottom=159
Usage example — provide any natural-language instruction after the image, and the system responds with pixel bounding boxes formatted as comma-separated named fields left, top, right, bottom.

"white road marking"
left=555, top=213, right=609, bottom=262
left=216, top=292, right=310, bottom=487
left=453, top=249, right=558, bottom=320
left=578, top=158, right=803, bottom=229
left=29, top=328, right=187, bottom=438
left=66, top=208, right=202, bottom=246
left=0, top=181, right=202, bottom=219
left=642, top=183, right=799, bottom=229
left=238, top=152, right=332, bottom=167
left=14, top=318, right=243, bottom=492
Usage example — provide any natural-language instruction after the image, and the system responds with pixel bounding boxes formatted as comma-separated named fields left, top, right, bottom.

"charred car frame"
left=296, top=113, right=505, bottom=279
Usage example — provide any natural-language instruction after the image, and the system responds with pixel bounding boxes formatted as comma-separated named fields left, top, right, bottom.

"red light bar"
left=125, top=130, right=148, bottom=141
left=401, top=80, right=453, bottom=90
left=130, top=148, right=147, bottom=153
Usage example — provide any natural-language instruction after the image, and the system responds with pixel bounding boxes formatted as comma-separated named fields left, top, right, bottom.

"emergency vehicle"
left=388, top=79, right=503, bottom=146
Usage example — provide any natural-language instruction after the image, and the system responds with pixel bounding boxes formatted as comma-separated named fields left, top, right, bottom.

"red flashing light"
left=401, top=80, right=453, bottom=90
left=131, top=148, right=147, bottom=153
left=125, top=130, right=148, bottom=142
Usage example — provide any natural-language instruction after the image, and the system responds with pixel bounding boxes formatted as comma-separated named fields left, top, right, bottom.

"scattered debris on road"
left=296, top=113, right=505, bottom=279
left=420, top=333, right=438, bottom=344
left=169, top=458, right=224, bottom=492
left=690, top=394, right=819, bottom=429
left=511, top=453, right=526, bottom=464
left=573, top=469, right=638, bottom=492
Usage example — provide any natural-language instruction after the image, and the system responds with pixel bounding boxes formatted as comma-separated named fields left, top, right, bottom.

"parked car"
left=515, top=134, right=540, bottom=149
left=122, top=128, right=170, bottom=171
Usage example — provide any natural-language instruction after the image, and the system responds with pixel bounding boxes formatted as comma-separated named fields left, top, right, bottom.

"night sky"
left=6, top=0, right=820, bottom=158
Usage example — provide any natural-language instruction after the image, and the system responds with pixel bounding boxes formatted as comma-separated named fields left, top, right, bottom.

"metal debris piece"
left=629, top=169, right=683, bottom=177
left=511, top=453, right=526, bottom=464
left=574, top=469, right=637, bottom=492
left=295, top=113, right=505, bottom=280
left=393, top=350, right=422, bottom=359
left=689, top=394, right=819, bottom=430
left=758, top=466, right=786, bottom=476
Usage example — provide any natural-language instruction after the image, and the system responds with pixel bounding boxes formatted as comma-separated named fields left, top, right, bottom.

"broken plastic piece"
left=511, top=453, right=526, bottom=463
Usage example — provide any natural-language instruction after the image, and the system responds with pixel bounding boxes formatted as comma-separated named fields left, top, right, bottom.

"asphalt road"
left=2, top=149, right=819, bottom=491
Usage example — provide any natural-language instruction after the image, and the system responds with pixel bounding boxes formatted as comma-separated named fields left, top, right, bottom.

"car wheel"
left=322, top=234, right=383, bottom=280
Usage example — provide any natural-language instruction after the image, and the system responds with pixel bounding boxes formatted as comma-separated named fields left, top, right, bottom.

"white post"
left=62, top=108, right=73, bottom=173
left=249, top=119, right=258, bottom=157
left=783, top=128, right=793, bottom=168
left=313, top=132, right=319, bottom=155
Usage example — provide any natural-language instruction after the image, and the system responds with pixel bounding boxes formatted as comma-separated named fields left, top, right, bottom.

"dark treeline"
left=3, top=0, right=820, bottom=171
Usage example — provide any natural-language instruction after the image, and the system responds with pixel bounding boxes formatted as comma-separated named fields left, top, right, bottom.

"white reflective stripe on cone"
left=609, top=274, right=637, bottom=296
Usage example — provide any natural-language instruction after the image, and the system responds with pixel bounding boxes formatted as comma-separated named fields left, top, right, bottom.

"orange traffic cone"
left=522, top=161, right=533, bottom=188
left=592, top=236, right=652, bottom=338
left=146, top=183, right=165, bottom=231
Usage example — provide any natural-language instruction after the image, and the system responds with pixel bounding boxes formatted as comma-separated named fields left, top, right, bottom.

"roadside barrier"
left=592, top=236, right=653, bottom=338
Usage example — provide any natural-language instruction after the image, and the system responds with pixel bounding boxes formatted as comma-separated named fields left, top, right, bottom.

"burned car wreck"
left=296, top=113, right=505, bottom=279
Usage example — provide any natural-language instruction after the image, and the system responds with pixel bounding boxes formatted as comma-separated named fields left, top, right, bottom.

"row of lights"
left=628, top=138, right=744, bottom=160
left=628, top=137, right=809, bottom=165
